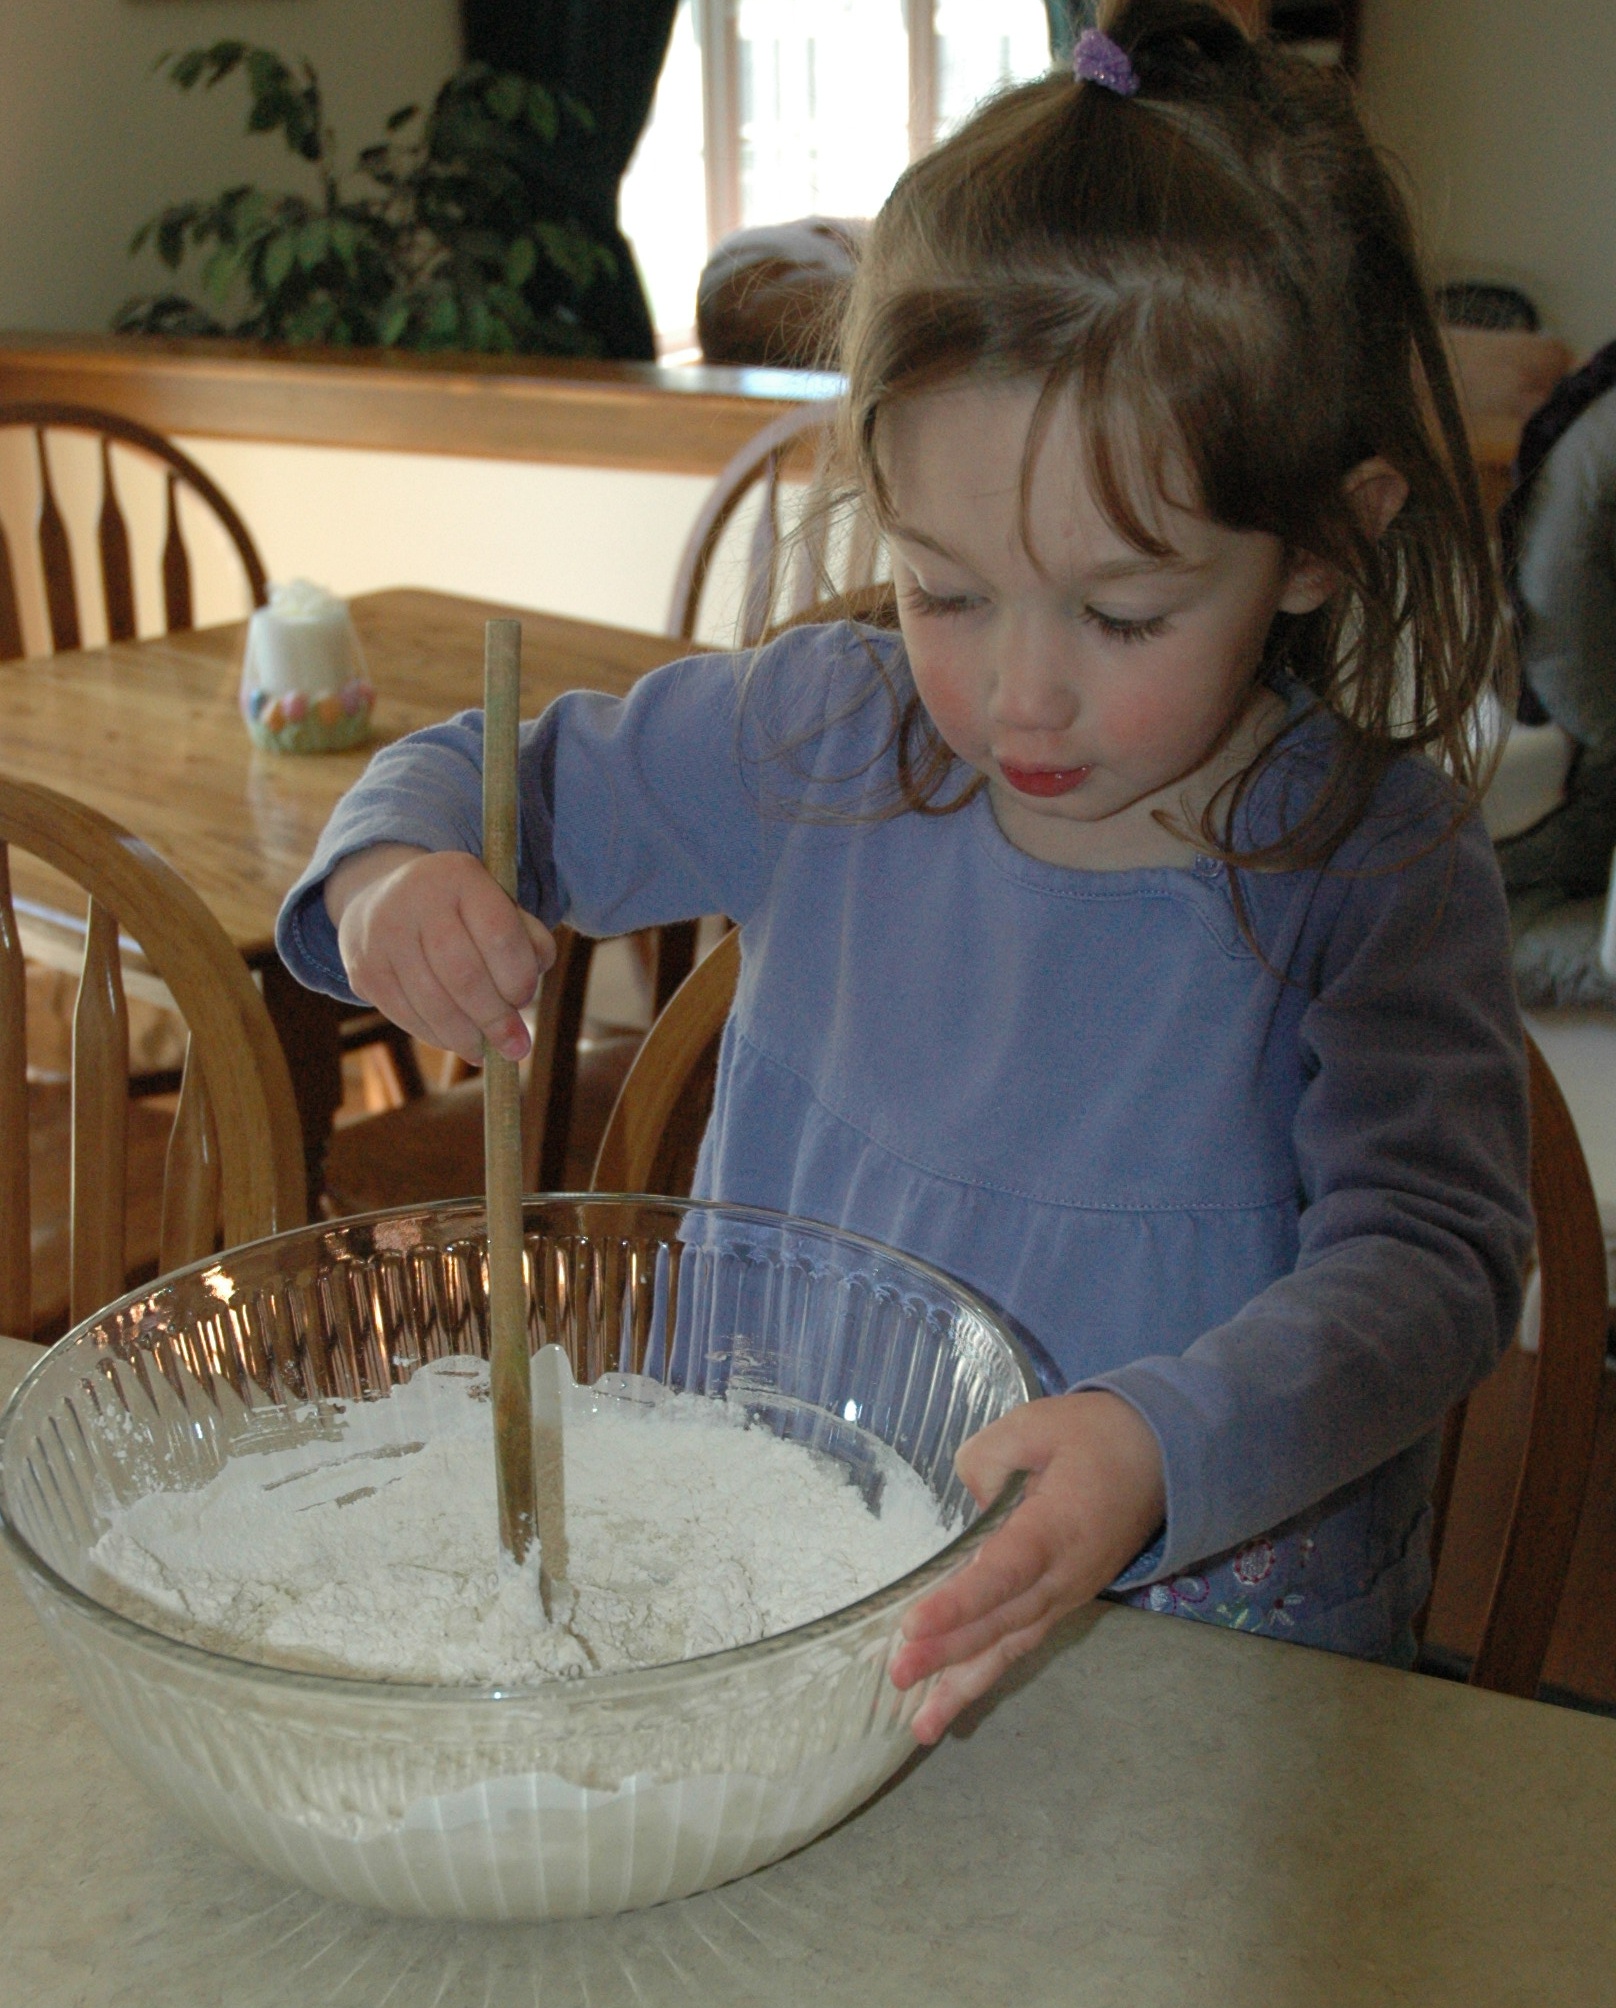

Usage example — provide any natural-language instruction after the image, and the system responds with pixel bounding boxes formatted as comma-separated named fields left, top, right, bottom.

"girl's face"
left=880, top=378, right=1334, bottom=870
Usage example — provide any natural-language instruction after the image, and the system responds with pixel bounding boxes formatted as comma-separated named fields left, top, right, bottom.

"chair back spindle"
left=161, top=472, right=193, bottom=633
left=35, top=430, right=80, bottom=655
left=158, top=1039, right=221, bottom=1273
left=70, top=899, right=130, bottom=1326
left=97, top=439, right=137, bottom=645
left=0, top=849, right=29, bottom=1335
left=0, top=516, right=23, bottom=663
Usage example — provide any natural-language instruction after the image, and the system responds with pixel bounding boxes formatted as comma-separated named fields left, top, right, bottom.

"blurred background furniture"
left=0, top=775, right=304, bottom=1339
left=591, top=921, right=739, bottom=1197
left=668, top=400, right=885, bottom=647
left=0, top=400, right=267, bottom=660
left=0, top=588, right=692, bottom=1210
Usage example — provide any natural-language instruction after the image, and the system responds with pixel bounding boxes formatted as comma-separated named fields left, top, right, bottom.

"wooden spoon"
left=481, top=616, right=568, bottom=1619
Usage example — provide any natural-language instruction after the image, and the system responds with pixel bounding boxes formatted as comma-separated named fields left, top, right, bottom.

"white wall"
left=1359, top=0, right=1616, bottom=355
left=0, top=0, right=460, bottom=333
left=180, top=438, right=715, bottom=636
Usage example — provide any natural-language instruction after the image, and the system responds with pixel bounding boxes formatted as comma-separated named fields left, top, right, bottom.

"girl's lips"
left=998, top=763, right=1091, bottom=798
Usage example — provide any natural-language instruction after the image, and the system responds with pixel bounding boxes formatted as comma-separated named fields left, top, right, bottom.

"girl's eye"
left=1085, top=607, right=1168, bottom=645
left=904, top=585, right=982, bottom=618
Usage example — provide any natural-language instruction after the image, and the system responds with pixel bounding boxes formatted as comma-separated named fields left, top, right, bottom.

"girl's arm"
left=275, top=647, right=794, bottom=1039
left=276, top=624, right=890, bottom=1025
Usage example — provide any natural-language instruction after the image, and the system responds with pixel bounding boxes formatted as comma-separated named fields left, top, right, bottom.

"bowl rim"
left=0, top=1193, right=1039, bottom=1708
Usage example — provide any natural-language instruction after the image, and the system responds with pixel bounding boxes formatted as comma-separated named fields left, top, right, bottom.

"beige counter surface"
left=2, top=1333, right=1613, bottom=2006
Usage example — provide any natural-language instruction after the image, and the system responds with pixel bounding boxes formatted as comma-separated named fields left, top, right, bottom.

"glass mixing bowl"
left=0, top=1197, right=1036, bottom=1922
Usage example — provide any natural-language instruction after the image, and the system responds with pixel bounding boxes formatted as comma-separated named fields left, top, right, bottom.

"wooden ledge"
left=0, top=334, right=843, bottom=476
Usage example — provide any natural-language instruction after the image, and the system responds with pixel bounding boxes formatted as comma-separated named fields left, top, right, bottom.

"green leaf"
left=204, top=41, right=249, bottom=86
left=201, top=246, right=239, bottom=303
left=376, top=300, right=411, bottom=347
left=156, top=216, right=188, bottom=269
left=169, top=50, right=208, bottom=90
left=328, top=217, right=359, bottom=272
left=524, top=81, right=558, bottom=142
left=485, top=73, right=524, bottom=124
left=504, top=237, right=537, bottom=289
left=283, top=295, right=337, bottom=343
left=385, top=103, right=418, bottom=133
left=425, top=291, right=459, bottom=341
left=297, top=217, right=330, bottom=270
left=262, top=231, right=297, bottom=291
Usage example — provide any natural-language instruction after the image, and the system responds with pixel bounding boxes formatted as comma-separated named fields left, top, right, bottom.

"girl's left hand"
left=890, top=1390, right=1166, bottom=1744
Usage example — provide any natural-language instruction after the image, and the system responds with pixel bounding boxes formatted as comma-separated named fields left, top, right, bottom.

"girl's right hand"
left=325, top=844, right=556, bottom=1065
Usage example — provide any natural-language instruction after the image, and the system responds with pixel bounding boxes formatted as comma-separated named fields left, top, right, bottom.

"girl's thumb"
left=520, top=912, right=559, bottom=976
left=955, top=1406, right=1040, bottom=1510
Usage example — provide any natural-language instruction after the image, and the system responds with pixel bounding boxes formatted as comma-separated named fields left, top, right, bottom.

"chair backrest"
left=0, top=777, right=305, bottom=1333
left=666, top=403, right=884, bottom=648
left=590, top=925, right=740, bottom=1196
left=1421, top=1028, right=1608, bottom=1695
left=0, top=402, right=268, bottom=662
left=520, top=920, right=699, bottom=1192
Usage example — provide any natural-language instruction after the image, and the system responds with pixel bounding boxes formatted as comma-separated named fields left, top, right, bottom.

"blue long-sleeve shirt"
left=278, top=622, right=1533, bottom=1659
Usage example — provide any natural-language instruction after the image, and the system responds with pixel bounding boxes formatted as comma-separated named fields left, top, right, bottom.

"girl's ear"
left=1343, top=455, right=1410, bottom=540
left=1277, top=456, right=1411, bottom=614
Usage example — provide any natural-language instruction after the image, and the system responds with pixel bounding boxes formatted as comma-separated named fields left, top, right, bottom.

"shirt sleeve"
left=1083, top=798, right=1535, bottom=1581
left=275, top=623, right=891, bottom=1002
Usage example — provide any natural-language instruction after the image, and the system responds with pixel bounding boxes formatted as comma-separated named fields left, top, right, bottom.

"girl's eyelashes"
left=901, top=576, right=1172, bottom=642
left=1084, top=607, right=1169, bottom=645
left=902, top=583, right=984, bottom=618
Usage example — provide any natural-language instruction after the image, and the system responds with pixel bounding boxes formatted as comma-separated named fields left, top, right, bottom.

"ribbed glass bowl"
left=0, top=1196, right=1036, bottom=1922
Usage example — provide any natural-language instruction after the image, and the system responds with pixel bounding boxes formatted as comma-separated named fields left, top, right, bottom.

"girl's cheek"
left=910, top=657, right=983, bottom=756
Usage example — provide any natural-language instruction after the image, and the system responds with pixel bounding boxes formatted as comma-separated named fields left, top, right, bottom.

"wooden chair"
left=1415, top=1029, right=1608, bottom=1695
left=597, top=956, right=1605, bottom=1697
left=0, top=776, right=305, bottom=1337
left=322, top=921, right=700, bottom=1214
left=591, top=924, right=740, bottom=1196
left=0, top=402, right=268, bottom=660
left=666, top=402, right=886, bottom=647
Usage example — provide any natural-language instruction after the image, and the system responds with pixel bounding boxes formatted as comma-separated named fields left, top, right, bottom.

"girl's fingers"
left=902, top=1495, right=1064, bottom=1644
left=377, top=940, right=501, bottom=1064
left=907, top=1617, right=1051, bottom=1745
left=890, top=1573, right=1056, bottom=1688
left=955, top=1403, right=1054, bottom=1507
left=417, top=914, right=536, bottom=1060
left=453, top=874, right=552, bottom=1009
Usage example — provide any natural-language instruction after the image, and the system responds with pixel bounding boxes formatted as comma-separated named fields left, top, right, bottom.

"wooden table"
left=0, top=589, right=690, bottom=1202
left=1, top=1329, right=1613, bottom=2006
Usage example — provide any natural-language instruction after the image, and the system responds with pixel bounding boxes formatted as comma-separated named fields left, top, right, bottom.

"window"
left=621, top=0, right=1052, bottom=352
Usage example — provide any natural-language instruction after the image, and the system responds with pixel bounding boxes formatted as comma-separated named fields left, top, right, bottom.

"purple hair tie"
left=1073, top=27, right=1139, bottom=97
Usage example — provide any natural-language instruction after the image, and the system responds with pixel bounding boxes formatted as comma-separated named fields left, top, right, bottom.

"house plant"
left=115, top=42, right=616, bottom=355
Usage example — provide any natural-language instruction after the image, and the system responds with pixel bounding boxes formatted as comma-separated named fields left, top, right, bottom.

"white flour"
left=87, top=1357, right=951, bottom=1684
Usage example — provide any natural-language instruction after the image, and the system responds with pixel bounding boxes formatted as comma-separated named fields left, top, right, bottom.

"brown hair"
left=816, top=0, right=1509, bottom=870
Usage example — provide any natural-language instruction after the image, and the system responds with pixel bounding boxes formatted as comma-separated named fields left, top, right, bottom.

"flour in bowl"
left=86, top=1356, right=953, bottom=1684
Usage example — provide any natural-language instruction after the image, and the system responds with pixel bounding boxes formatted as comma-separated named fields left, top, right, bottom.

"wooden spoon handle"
left=482, top=617, right=536, bottom=1569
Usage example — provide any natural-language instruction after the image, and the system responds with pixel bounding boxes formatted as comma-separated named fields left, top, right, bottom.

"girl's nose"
left=989, top=628, right=1079, bottom=735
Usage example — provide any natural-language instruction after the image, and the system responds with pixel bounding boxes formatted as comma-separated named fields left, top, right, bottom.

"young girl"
left=278, top=0, right=1532, bottom=1743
